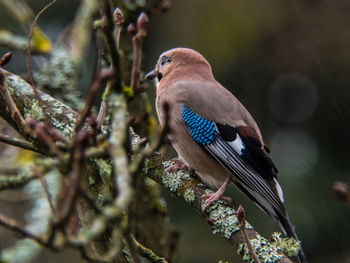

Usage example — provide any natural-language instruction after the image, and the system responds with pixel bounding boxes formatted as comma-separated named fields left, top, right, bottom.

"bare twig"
left=101, top=0, right=121, bottom=91
left=96, top=8, right=123, bottom=131
left=0, top=52, right=12, bottom=67
left=96, top=99, right=108, bottom=131
left=26, top=0, right=56, bottom=100
left=0, top=173, right=37, bottom=191
left=0, top=213, right=49, bottom=247
left=0, top=133, right=41, bottom=153
left=25, top=0, right=57, bottom=132
left=130, top=102, right=170, bottom=175
left=33, top=166, right=56, bottom=213
left=26, top=118, right=64, bottom=157
left=237, top=206, right=261, bottom=263
left=130, top=13, right=149, bottom=94
left=130, top=233, right=168, bottom=263
left=126, top=232, right=142, bottom=263
left=75, top=69, right=115, bottom=132
left=165, top=228, right=180, bottom=263
left=0, top=68, right=26, bottom=131
left=113, top=7, right=124, bottom=49
left=54, top=132, right=86, bottom=227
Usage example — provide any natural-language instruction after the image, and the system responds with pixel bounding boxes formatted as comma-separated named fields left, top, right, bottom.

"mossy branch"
left=0, top=71, right=296, bottom=263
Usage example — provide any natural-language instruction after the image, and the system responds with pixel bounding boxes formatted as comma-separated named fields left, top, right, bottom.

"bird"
left=145, top=47, right=308, bottom=263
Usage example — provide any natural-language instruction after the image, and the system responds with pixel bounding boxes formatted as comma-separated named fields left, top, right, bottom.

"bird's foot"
left=201, top=177, right=233, bottom=212
left=201, top=192, right=233, bottom=213
left=166, top=158, right=195, bottom=174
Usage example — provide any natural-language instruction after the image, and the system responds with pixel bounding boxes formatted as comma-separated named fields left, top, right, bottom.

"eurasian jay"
left=146, top=48, right=307, bottom=263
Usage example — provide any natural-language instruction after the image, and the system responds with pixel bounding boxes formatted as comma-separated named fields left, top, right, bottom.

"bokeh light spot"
left=268, top=73, right=318, bottom=123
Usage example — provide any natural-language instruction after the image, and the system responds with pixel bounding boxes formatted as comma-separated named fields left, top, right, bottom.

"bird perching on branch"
left=146, top=48, right=308, bottom=263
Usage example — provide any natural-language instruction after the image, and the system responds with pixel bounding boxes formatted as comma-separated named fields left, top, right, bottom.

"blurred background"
left=1, top=0, right=350, bottom=262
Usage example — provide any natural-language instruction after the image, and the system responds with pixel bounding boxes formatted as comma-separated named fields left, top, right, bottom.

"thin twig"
left=130, top=12, right=149, bottom=94
left=0, top=52, right=12, bottom=67
left=74, top=69, right=115, bottom=132
left=33, top=166, right=56, bottom=213
left=101, top=0, right=121, bottom=92
left=0, top=133, right=41, bottom=153
left=0, top=213, right=49, bottom=247
left=26, top=0, right=56, bottom=121
left=126, top=232, right=142, bottom=263
left=0, top=173, right=37, bottom=191
left=113, top=7, right=124, bottom=49
left=237, top=205, right=261, bottom=263
left=54, top=132, right=86, bottom=227
left=26, top=118, right=63, bottom=157
left=165, top=228, right=180, bottom=263
left=130, top=102, right=170, bottom=175
left=96, top=7, right=124, bottom=130
left=130, top=233, right=168, bottom=263
left=0, top=68, right=26, bottom=131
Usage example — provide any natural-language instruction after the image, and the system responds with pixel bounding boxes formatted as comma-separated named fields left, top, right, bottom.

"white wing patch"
left=274, top=178, right=284, bottom=203
left=227, top=134, right=246, bottom=155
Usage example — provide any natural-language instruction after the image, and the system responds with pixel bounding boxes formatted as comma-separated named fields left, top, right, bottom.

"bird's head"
left=145, top=48, right=213, bottom=88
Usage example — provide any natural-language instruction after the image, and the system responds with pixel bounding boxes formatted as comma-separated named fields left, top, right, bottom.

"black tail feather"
left=278, top=214, right=308, bottom=263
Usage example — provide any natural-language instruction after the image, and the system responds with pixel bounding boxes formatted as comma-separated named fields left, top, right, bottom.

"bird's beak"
left=145, top=70, right=158, bottom=80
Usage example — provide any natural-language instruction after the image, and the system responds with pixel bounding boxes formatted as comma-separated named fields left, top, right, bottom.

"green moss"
left=88, top=176, right=96, bottom=186
left=0, top=166, right=36, bottom=191
left=24, top=99, right=45, bottom=121
left=270, top=232, right=300, bottom=257
left=97, top=194, right=107, bottom=206
left=161, top=171, right=182, bottom=192
left=123, top=85, right=134, bottom=98
left=209, top=202, right=240, bottom=239
left=95, top=158, right=112, bottom=179
left=206, top=199, right=254, bottom=240
left=121, top=250, right=131, bottom=263
left=51, top=118, right=75, bottom=138
left=237, top=235, right=283, bottom=263
left=4, top=72, right=34, bottom=97
left=142, top=158, right=150, bottom=174
left=161, top=161, right=191, bottom=193
left=184, top=188, right=195, bottom=204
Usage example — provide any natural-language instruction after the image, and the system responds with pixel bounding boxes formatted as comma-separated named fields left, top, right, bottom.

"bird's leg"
left=201, top=177, right=232, bottom=212
left=166, top=157, right=195, bottom=174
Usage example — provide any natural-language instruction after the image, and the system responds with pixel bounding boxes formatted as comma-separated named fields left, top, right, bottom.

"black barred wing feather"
left=203, top=131, right=286, bottom=218
left=180, top=104, right=286, bottom=220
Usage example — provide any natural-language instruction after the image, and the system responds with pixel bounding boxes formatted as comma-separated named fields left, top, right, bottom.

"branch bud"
left=113, top=7, right=124, bottom=26
left=127, top=23, right=137, bottom=37
left=137, top=12, right=149, bottom=33
left=333, top=181, right=349, bottom=202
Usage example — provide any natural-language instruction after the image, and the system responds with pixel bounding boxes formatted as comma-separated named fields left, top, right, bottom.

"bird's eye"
left=160, top=56, right=171, bottom=66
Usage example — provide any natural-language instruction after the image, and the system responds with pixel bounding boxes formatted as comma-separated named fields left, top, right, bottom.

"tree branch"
left=0, top=64, right=295, bottom=263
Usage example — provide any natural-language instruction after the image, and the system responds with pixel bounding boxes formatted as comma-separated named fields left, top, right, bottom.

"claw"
left=201, top=176, right=233, bottom=212
left=166, top=158, right=195, bottom=173
left=201, top=193, right=233, bottom=212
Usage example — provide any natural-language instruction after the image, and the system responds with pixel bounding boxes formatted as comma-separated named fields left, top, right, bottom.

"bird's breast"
left=156, top=95, right=230, bottom=188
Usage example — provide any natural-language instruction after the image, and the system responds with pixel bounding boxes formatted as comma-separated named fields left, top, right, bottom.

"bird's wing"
left=180, top=105, right=286, bottom=219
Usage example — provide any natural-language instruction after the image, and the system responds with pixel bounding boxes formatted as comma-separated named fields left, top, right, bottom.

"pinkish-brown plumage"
left=152, top=48, right=263, bottom=187
left=146, top=48, right=307, bottom=263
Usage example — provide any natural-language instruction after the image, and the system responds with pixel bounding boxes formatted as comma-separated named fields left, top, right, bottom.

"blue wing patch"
left=181, top=105, right=215, bottom=145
